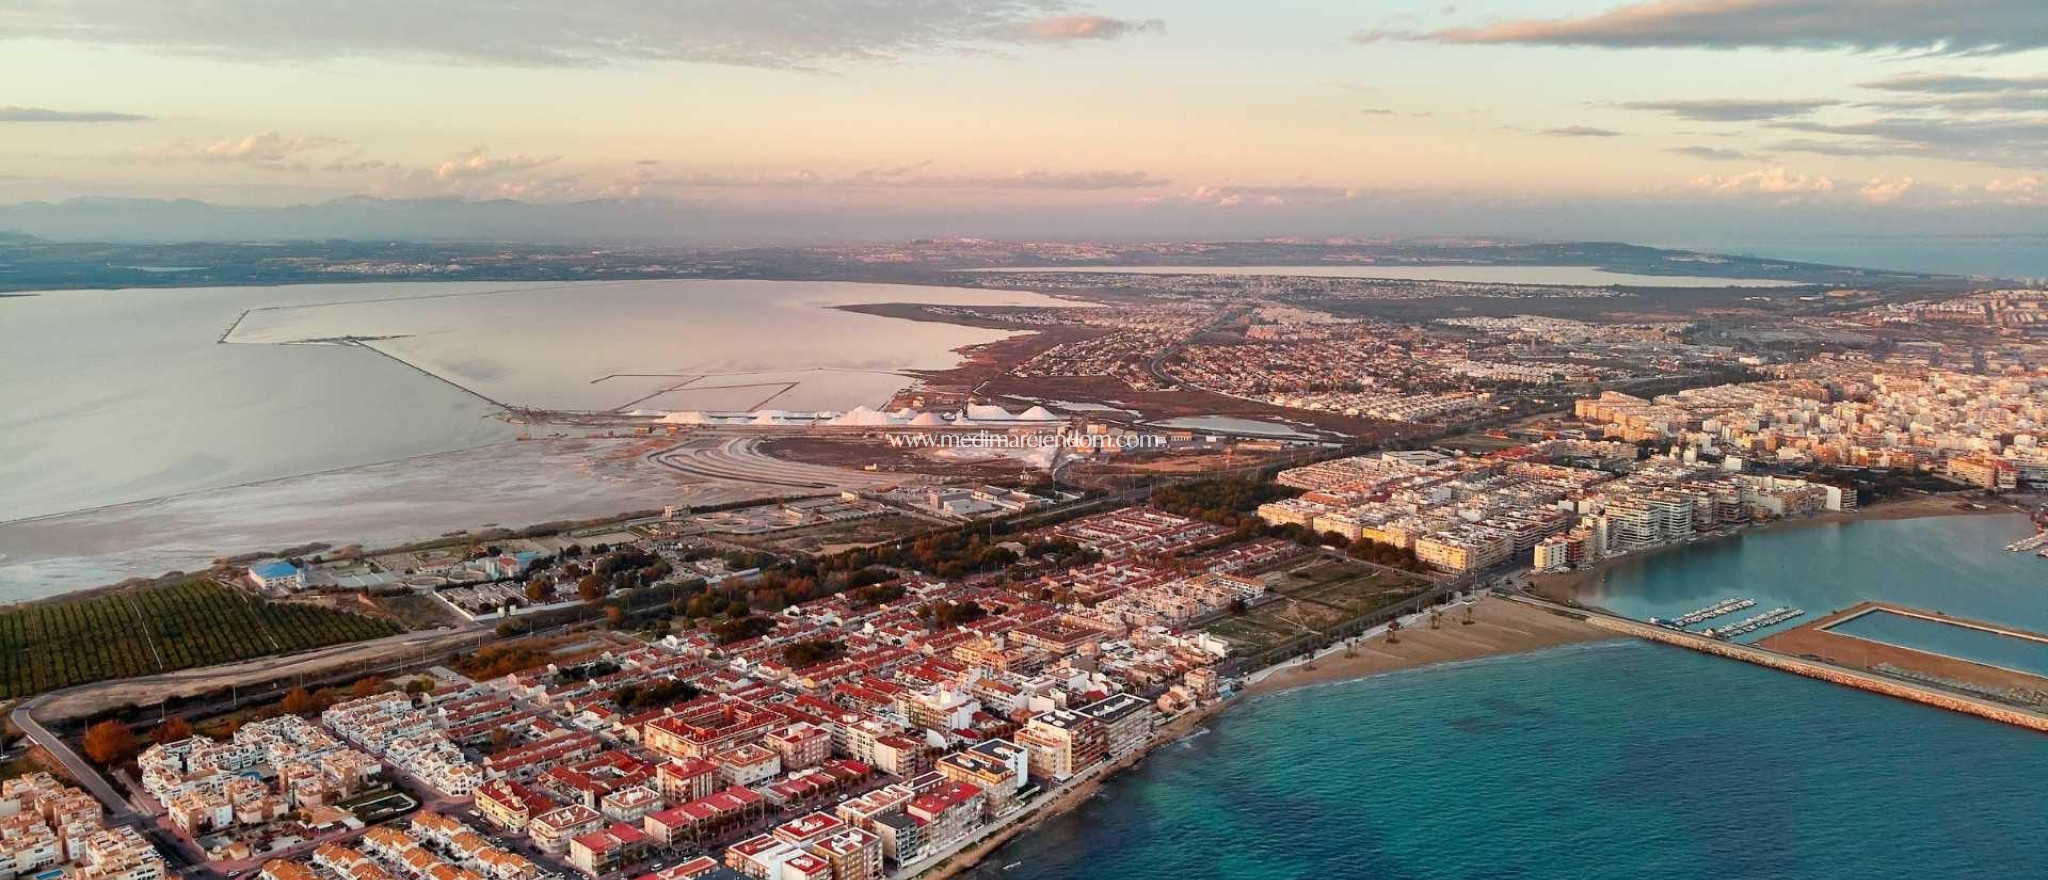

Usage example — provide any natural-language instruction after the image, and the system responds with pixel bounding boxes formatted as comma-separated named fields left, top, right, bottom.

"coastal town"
left=13, top=0, right=2048, bottom=871
left=7, top=244, right=2048, bottom=880
left=11, top=328, right=2048, bottom=880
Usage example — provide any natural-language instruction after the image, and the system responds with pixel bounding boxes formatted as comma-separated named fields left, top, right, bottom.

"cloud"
left=1860, top=73, right=2048, bottom=94
left=653, top=170, right=829, bottom=189
left=852, top=159, right=936, bottom=180
left=1859, top=177, right=1919, bottom=203
left=0, top=106, right=151, bottom=123
left=1620, top=98, right=1836, bottom=121
left=650, top=165, right=1166, bottom=191
left=1764, top=137, right=1899, bottom=158
left=1355, top=0, right=2048, bottom=56
left=1856, top=72, right=2048, bottom=114
left=1863, top=93, right=2048, bottom=114
left=1686, top=167, right=1836, bottom=196
left=321, top=155, right=391, bottom=173
left=425, top=147, right=560, bottom=181
left=1144, top=184, right=1370, bottom=207
left=0, top=0, right=1104, bottom=70
left=1012, top=14, right=1164, bottom=42
left=1538, top=125, right=1623, bottom=137
left=1982, top=175, right=2043, bottom=204
left=1668, top=166, right=2042, bottom=207
left=896, top=169, right=1168, bottom=190
left=197, top=133, right=346, bottom=164
left=1360, top=107, right=1398, bottom=116
left=1669, top=145, right=1765, bottom=161
left=134, top=132, right=350, bottom=171
left=1770, top=116, right=2048, bottom=166
left=371, top=147, right=565, bottom=198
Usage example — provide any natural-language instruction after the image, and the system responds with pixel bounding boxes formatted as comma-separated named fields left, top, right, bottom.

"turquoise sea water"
left=970, top=641, right=2048, bottom=880
left=973, top=517, right=2048, bottom=880
left=1828, top=610, right=2048, bottom=678
left=1572, top=514, right=2046, bottom=641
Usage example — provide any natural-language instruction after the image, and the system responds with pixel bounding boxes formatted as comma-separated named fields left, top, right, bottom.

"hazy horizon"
left=3, top=0, right=2045, bottom=257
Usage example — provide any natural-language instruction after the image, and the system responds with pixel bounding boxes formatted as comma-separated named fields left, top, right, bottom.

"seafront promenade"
left=1510, top=596, right=2048, bottom=733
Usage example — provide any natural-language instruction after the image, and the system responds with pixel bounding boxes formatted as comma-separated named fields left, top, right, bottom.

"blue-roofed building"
left=247, top=560, right=305, bottom=592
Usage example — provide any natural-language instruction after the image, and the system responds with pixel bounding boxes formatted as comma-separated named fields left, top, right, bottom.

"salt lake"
left=0, top=280, right=1083, bottom=525
left=973, top=264, right=1807, bottom=287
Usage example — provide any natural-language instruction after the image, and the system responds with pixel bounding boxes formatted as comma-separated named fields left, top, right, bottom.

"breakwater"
left=1521, top=598, right=2048, bottom=733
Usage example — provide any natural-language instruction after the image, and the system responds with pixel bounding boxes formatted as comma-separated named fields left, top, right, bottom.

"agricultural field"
left=0, top=579, right=402, bottom=698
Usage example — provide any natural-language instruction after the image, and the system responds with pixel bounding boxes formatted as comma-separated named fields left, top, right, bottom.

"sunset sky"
left=2, top=0, right=2045, bottom=240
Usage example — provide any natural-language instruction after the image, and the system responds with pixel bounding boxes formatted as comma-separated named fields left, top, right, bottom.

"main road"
left=9, top=696, right=136, bottom=820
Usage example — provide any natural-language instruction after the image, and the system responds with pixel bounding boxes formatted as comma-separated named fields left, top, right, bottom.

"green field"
left=1204, top=561, right=1434, bottom=654
left=0, top=579, right=402, bottom=698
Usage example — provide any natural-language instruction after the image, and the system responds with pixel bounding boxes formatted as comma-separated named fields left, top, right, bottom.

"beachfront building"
left=1075, top=694, right=1155, bottom=759
left=1014, top=710, right=1104, bottom=783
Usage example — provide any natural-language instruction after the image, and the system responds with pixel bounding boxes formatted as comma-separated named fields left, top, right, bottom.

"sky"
left=1, top=0, right=2046, bottom=245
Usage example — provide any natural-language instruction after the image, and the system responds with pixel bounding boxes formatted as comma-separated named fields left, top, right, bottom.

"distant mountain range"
left=1, top=197, right=2044, bottom=280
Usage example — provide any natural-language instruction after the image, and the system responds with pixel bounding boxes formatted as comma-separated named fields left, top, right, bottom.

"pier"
left=1510, top=597, right=2048, bottom=734
left=1654, top=597, right=1754, bottom=628
left=1756, top=601, right=2048, bottom=705
left=1818, top=603, right=2048, bottom=648
left=1701, top=606, right=1803, bottom=639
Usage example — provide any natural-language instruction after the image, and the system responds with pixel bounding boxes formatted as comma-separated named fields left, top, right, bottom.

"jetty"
left=1701, top=607, right=1803, bottom=639
left=2006, top=531, right=2048, bottom=553
left=1508, top=596, right=2048, bottom=734
left=1654, top=597, right=1755, bottom=628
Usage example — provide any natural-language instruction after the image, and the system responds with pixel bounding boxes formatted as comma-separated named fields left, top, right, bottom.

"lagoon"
left=1153, top=415, right=1320, bottom=439
left=972, top=264, right=1807, bottom=288
left=0, top=280, right=1081, bottom=524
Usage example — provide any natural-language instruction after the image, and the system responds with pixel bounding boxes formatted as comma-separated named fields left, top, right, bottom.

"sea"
left=1574, top=514, right=2048, bottom=640
left=1691, top=235, right=2048, bottom=280
left=973, top=641, right=2048, bottom=880
left=970, top=516, right=2048, bottom=880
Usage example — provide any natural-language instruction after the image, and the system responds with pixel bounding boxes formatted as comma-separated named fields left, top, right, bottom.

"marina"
left=1652, top=597, right=1755, bottom=628
left=1702, top=607, right=1805, bottom=640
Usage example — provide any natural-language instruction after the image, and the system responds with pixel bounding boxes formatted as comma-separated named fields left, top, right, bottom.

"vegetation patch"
left=0, top=579, right=402, bottom=699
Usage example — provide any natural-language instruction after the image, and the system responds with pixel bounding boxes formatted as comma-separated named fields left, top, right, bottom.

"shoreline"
left=1529, top=492, right=2020, bottom=605
left=908, top=500, right=2032, bottom=878
left=908, top=697, right=1230, bottom=880
left=911, top=596, right=1611, bottom=880
left=1243, top=595, right=1613, bottom=697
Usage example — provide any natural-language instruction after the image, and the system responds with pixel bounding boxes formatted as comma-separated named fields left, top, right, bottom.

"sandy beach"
left=903, top=495, right=2030, bottom=879
left=911, top=597, right=1611, bottom=879
left=1529, top=492, right=2017, bottom=604
left=1244, top=597, right=1612, bottom=696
